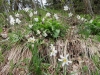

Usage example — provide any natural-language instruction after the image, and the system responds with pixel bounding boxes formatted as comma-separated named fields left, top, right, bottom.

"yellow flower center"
left=31, top=39, right=35, bottom=43
left=63, top=58, right=67, bottom=62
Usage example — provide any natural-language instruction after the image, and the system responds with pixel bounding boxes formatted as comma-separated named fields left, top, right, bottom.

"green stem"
left=64, top=66, right=67, bottom=75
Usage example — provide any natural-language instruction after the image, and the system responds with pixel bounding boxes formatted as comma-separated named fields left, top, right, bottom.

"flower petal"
left=66, top=54, right=69, bottom=58
left=68, top=61, right=72, bottom=63
left=60, top=55, right=64, bottom=59
left=58, top=59, right=63, bottom=61
left=62, top=62, right=65, bottom=67
left=66, top=62, right=69, bottom=65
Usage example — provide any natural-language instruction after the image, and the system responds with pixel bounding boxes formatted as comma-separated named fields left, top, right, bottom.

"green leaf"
left=53, top=29, right=60, bottom=38
left=0, top=28, right=2, bottom=33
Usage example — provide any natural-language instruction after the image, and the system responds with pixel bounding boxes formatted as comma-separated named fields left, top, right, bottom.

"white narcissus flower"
left=37, top=30, right=41, bottom=34
left=58, top=54, right=72, bottom=67
left=43, top=32, right=48, bottom=37
left=50, top=46, right=57, bottom=57
left=50, top=44, right=55, bottom=49
left=64, top=5, right=69, bottom=11
left=68, top=12, right=73, bottom=17
left=50, top=47, right=57, bottom=56
left=28, top=37, right=35, bottom=43
left=81, top=17, right=85, bottom=21
left=9, top=15, right=15, bottom=25
left=54, top=14, right=59, bottom=20
left=84, top=19, right=87, bottom=22
left=15, top=13, right=20, bottom=17
left=16, top=18, right=21, bottom=24
left=76, top=15, right=81, bottom=19
left=29, top=12, right=33, bottom=17
left=34, top=11, right=37, bottom=15
left=89, top=19, right=93, bottom=23
left=34, top=18, right=38, bottom=22
left=23, top=7, right=30, bottom=12
left=43, top=31, right=47, bottom=37
left=46, top=12, right=51, bottom=17
left=42, top=18, right=45, bottom=22
left=29, top=24, right=33, bottom=28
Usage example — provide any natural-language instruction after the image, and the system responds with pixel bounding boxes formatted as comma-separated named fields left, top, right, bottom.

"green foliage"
left=79, top=18, right=100, bottom=38
left=9, top=30, right=24, bottom=43
left=29, top=42, right=42, bottom=75
left=31, top=17, right=67, bottom=39
left=0, top=0, right=3, bottom=6
left=9, top=33, right=19, bottom=43
left=0, top=28, right=2, bottom=33
left=82, top=66, right=88, bottom=72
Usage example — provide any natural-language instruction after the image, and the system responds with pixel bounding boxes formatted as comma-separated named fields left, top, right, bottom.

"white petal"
left=54, top=50, right=57, bottom=53
left=50, top=53, right=53, bottom=56
left=60, top=55, right=64, bottom=59
left=58, top=59, right=63, bottom=61
left=68, top=61, right=72, bottom=63
left=62, top=62, right=65, bottom=67
left=66, top=62, right=69, bottom=65
left=52, top=53, right=56, bottom=56
left=66, top=54, right=69, bottom=58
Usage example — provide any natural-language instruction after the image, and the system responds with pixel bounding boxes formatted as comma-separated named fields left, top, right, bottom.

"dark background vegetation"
left=0, top=0, right=100, bottom=14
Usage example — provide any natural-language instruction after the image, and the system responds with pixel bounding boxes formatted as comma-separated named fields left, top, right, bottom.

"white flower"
left=9, top=15, right=15, bottom=25
left=64, top=5, right=69, bottom=11
left=29, top=12, right=33, bottom=17
left=68, top=12, right=73, bottom=17
left=54, top=14, right=59, bottom=20
left=50, top=46, right=57, bottom=57
left=58, top=54, right=72, bottom=67
left=34, top=11, right=37, bottom=14
left=16, top=18, right=21, bottom=24
left=29, top=24, right=33, bottom=28
left=43, top=31, right=47, bottom=37
left=50, top=44, right=55, bottom=49
left=37, top=30, right=41, bottom=34
left=50, top=44, right=57, bottom=56
left=84, top=19, right=87, bottom=22
left=76, top=15, right=81, bottom=19
left=15, top=13, right=20, bottom=17
left=43, top=32, right=48, bottom=37
left=28, top=37, right=35, bottom=43
left=89, top=19, right=93, bottom=23
left=46, top=12, right=51, bottom=17
left=34, top=18, right=38, bottom=22
left=23, top=7, right=30, bottom=12
left=42, top=18, right=45, bottom=22
left=81, top=17, right=85, bottom=21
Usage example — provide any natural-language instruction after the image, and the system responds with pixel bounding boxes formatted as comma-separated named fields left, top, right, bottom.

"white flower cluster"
left=9, top=14, right=21, bottom=25
left=29, top=11, right=37, bottom=17
left=28, top=36, right=36, bottom=43
left=54, top=14, right=59, bottom=20
left=9, top=15, right=15, bottom=25
left=76, top=15, right=87, bottom=22
left=64, top=5, right=69, bottom=11
left=46, top=12, right=51, bottom=17
left=23, top=7, right=30, bottom=12
left=68, top=12, right=73, bottom=17
left=34, top=18, right=38, bottom=22
left=50, top=44, right=57, bottom=57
